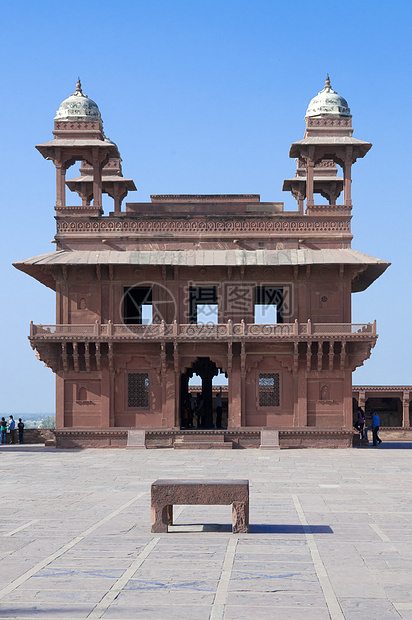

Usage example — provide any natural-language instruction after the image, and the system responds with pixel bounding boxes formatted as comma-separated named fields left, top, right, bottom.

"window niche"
left=76, top=385, right=91, bottom=405
left=258, top=373, right=280, bottom=407
left=127, top=373, right=150, bottom=409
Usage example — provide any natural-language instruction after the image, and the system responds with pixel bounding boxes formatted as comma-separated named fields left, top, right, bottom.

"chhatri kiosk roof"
left=14, top=248, right=390, bottom=293
left=54, top=79, right=102, bottom=122
left=305, top=76, right=351, bottom=119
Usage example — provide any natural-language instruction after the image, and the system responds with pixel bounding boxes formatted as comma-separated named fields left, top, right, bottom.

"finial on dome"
left=72, top=78, right=86, bottom=97
left=325, top=74, right=331, bottom=89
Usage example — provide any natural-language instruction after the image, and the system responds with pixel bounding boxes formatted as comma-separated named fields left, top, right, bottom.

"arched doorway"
left=180, top=357, right=227, bottom=429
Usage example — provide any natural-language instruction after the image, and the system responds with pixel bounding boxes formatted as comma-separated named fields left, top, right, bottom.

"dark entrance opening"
left=180, top=357, right=227, bottom=429
left=365, top=397, right=402, bottom=427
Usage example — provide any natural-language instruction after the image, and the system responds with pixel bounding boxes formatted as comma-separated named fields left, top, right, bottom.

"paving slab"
left=1, top=445, right=412, bottom=618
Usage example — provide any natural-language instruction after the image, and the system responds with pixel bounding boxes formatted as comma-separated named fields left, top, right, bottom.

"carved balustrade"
left=30, top=320, right=376, bottom=343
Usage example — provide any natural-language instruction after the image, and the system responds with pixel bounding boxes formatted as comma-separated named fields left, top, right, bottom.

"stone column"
left=403, top=392, right=410, bottom=429
left=296, top=369, right=307, bottom=427
left=163, top=367, right=176, bottom=428
left=343, top=371, right=353, bottom=429
left=60, top=280, right=69, bottom=324
left=241, top=342, right=246, bottom=427
left=55, top=163, right=66, bottom=208
left=229, top=356, right=242, bottom=428
left=343, top=149, right=353, bottom=207
left=92, top=148, right=103, bottom=210
left=109, top=373, right=115, bottom=427
left=306, top=158, right=315, bottom=209
left=55, top=374, right=65, bottom=429
left=174, top=342, right=180, bottom=428
left=358, top=391, right=365, bottom=410
left=100, top=367, right=111, bottom=428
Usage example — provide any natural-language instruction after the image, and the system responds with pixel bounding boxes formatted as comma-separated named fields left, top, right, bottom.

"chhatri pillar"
left=66, top=157, right=136, bottom=213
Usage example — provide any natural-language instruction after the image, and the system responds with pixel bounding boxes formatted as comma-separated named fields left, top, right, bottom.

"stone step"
left=174, top=442, right=232, bottom=449
left=179, top=434, right=225, bottom=443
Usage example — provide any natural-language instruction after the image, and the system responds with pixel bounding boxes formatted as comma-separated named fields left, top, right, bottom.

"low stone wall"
left=280, top=430, right=355, bottom=449
left=8, top=427, right=409, bottom=448
left=55, top=429, right=128, bottom=449
left=5, top=428, right=56, bottom=444
left=52, top=428, right=356, bottom=449
left=376, top=428, right=412, bottom=441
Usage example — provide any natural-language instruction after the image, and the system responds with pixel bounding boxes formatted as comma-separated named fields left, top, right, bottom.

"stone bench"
left=151, top=479, right=249, bottom=533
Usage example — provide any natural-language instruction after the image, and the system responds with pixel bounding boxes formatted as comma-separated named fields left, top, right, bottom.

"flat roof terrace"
left=0, top=446, right=412, bottom=618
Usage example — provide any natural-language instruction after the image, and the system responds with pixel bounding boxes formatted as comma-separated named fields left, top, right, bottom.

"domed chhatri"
left=55, top=79, right=102, bottom=122
left=305, top=75, right=350, bottom=119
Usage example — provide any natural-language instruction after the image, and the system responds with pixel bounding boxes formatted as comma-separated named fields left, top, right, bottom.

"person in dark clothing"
left=372, top=411, right=382, bottom=446
left=18, top=418, right=24, bottom=444
left=215, top=388, right=223, bottom=429
left=354, top=407, right=365, bottom=439
left=0, top=418, right=7, bottom=444
left=196, top=394, right=205, bottom=428
left=8, top=416, right=16, bottom=444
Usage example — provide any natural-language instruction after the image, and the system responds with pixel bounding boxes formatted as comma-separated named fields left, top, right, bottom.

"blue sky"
left=1, top=0, right=411, bottom=413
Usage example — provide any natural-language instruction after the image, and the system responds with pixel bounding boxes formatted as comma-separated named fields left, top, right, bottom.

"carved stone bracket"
left=340, top=341, right=346, bottom=371
left=241, top=342, right=246, bottom=378
left=161, top=342, right=167, bottom=377
left=61, top=342, right=68, bottom=372
left=306, top=341, right=312, bottom=372
left=328, top=341, right=335, bottom=372
left=85, top=342, right=90, bottom=372
left=95, top=342, right=101, bottom=371
left=108, top=342, right=114, bottom=373
left=317, top=341, right=323, bottom=372
left=227, top=342, right=232, bottom=377
left=73, top=342, right=79, bottom=372
left=293, top=342, right=299, bottom=374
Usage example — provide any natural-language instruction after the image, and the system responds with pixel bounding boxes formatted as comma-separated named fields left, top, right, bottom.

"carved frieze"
left=56, top=217, right=352, bottom=236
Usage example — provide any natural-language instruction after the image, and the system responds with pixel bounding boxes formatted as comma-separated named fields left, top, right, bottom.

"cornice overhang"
left=13, top=248, right=390, bottom=291
left=289, top=137, right=372, bottom=161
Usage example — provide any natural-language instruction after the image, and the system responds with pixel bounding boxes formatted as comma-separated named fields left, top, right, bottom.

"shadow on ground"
left=358, top=442, right=412, bottom=450
left=169, top=524, right=334, bottom=533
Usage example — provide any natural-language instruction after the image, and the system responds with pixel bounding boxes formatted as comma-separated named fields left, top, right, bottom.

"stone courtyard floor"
left=1, top=444, right=412, bottom=619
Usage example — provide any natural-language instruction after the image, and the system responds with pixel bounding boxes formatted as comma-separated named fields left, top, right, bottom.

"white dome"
left=305, top=76, right=350, bottom=119
left=55, top=79, right=101, bottom=122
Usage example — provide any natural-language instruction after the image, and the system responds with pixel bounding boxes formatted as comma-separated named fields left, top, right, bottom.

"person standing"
left=215, top=388, right=223, bottom=429
left=190, top=394, right=197, bottom=428
left=196, top=394, right=205, bottom=428
left=372, top=411, right=382, bottom=446
left=18, top=418, right=25, bottom=444
left=8, top=416, right=16, bottom=444
left=0, top=418, right=7, bottom=444
left=354, top=407, right=365, bottom=439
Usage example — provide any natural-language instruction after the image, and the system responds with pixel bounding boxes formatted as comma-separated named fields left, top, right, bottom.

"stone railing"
left=30, top=320, right=376, bottom=341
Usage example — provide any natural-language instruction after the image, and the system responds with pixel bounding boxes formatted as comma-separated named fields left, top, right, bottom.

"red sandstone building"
left=14, top=78, right=396, bottom=448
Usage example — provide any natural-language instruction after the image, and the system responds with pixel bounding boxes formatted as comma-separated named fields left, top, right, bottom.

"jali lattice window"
left=259, top=373, right=280, bottom=407
left=128, top=373, right=149, bottom=408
